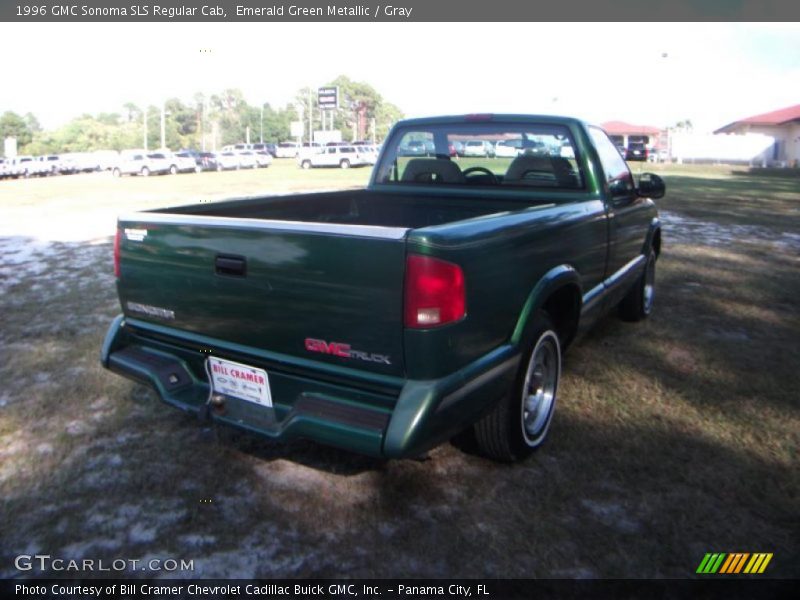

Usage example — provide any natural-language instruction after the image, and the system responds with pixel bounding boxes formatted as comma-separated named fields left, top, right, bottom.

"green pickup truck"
left=101, top=114, right=664, bottom=462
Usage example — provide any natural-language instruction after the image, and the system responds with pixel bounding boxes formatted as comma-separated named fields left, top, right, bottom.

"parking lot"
left=0, top=162, right=798, bottom=578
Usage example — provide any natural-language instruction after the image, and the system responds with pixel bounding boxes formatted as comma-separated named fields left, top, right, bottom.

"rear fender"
left=511, top=265, right=582, bottom=350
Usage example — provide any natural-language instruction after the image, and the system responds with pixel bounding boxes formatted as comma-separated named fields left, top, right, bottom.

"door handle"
left=215, top=255, right=247, bottom=277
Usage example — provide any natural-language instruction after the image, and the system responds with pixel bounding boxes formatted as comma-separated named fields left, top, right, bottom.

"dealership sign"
left=318, top=87, right=339, bottom=110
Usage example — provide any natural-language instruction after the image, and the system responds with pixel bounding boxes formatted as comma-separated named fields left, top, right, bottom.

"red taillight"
left=113, top=228, right=121, bottom=278
left=404, top=255, right=465, bottom=328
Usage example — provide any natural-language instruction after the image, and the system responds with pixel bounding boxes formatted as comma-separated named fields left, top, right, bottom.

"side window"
left=589, top=127, right=634, bottom=197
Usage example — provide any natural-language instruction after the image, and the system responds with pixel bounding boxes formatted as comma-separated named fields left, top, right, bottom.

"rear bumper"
left=101, top=315, right=519, bottom=459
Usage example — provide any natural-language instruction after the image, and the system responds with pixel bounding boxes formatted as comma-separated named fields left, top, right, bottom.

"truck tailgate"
left=116, top=214, right=408, bottom=377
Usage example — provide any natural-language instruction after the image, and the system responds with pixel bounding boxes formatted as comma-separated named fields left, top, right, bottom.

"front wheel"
left=140, top=166, right=150, bottom=177
left=619, top=250, right=656, bottom=321
left=301, top=160, right=311, bottom=169
left=475, top=312, right=561, bottom=461
left=112, top=168, right=121, bottom=178
left=169, top=165, right=178, bottom=175
left=339, top=159, right=350, bottom=169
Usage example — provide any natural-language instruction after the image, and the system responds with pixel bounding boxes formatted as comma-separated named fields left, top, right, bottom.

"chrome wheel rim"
left=521, top=331, right=560, bottom=446
left=643, top=256, right=655, bottom=314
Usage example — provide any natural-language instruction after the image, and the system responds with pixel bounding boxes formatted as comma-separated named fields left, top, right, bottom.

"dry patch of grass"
left=0, top=164, right=798, bottom=579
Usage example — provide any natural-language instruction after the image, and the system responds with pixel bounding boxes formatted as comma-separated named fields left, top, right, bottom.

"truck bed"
left=154, top=189, right=540, bottom=230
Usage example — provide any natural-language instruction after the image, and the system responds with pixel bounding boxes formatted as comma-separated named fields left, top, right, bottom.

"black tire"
left=301, top=160, right=311, bottom=169
left=112, top=168, right=121, bottom=178
left=169, top=165, right=178, bottom=175
left=340, top=159, right=350, bottom=169
left=619, top=250, right=656, bottom=322
left=140, top=166, right=150, bottom=177
left=475, top=312, right=561, bottom=462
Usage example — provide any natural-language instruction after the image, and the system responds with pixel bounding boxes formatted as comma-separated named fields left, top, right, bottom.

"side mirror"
left=637, top=173, right=666, bottom=199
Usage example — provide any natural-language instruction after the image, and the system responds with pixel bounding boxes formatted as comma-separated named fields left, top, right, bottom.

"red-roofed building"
left=601, top=121, right=666, bottom=151
left=714, top=104, right=800, bottom=166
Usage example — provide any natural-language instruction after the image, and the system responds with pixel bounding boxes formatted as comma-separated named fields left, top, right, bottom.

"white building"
left=714, top=103, right=800, bottom=167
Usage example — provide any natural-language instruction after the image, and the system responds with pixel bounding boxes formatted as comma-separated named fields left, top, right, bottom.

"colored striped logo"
left=696, top=553, right=773, bottom=574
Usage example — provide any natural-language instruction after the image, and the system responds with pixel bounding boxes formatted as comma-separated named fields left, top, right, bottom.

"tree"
left=294, top=76, right=404, bottom=142
left=24, top=112, right=42, bottom=134
left=123, top=102, right=141, bottom=123
left=0, top=111, right=33, bottom=149
left=672, top=119, right=693, bottom=132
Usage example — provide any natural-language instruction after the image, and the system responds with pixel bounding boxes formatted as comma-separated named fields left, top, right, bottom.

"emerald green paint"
left=101, top=114, right=661, bottom=459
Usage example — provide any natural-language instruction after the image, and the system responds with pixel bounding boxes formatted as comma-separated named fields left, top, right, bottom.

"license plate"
left=207, top=357, right=272, bottom=407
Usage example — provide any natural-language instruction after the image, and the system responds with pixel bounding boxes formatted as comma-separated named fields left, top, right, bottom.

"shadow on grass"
left=2, top=377, right=797, bottom=578
left=730, top=167, right=800, bottom=179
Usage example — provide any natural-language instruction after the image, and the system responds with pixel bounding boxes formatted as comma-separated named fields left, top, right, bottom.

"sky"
left=1, top=22, right=798, bottom=133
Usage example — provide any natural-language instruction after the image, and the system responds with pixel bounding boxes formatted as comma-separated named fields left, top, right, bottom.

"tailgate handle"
left=215, top=255, right=247, bottom=277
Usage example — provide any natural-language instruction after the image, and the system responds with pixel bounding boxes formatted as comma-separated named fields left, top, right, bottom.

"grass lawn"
left=0, top=162, right=797, bottom=578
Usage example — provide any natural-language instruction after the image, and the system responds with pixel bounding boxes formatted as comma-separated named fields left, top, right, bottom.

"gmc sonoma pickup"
left=101, top=114, right=664, bottom=462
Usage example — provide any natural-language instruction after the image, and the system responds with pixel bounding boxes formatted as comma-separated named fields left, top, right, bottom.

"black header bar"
left=1, top=0, right=799, bottom=22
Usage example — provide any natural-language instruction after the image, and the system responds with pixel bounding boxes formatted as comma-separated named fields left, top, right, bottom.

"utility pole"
left=143, top=106, right=148, bottom=151
left=160, top=104, right=166, bottom=150
left=308, top=87, right=312, bottom=144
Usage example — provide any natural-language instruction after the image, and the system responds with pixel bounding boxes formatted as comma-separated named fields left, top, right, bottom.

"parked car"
left=495, top=139, right=523, bottom=158
left=38, top=155, right=62, bottom=175
left=463, top=140, right=496, bottom=158
left=197, top=152, right=219, bottom=171
left=103, top=113, right=664, bottom=462
left=298, top=142, right=325, bottom=160
left=360, top=145, right=380, bottom=165
left=251, top=143, right=277, bottom=158
left=0, top=158, right=11, bottom=179
left=222, top=143, right=253, bottom=152
left=64, top=152, right=102, bottom=173
left=57, top=154, right=81, bottom=175
left=254, top=151, right=273, bottom=168
left=625, top=142, right=648, bottom=161
left=274, top=142, right=300, bottom=158
left=94, top=150, right=121, bottom=171
left=215, top=151, right=241, bottom=170
left=167, top=152, right=199, bottom=174
left=648, top=147, right=669, bottom=163
left=298, top=145, right=369, bottom=169
left=399, top=140, right=430, bottom=156
left=145, top=153, right=172, bottom=174
left=13, top=156, right=47, bottom=177
left=236, top=151, right=258, bottom=169
left=112, top=151, right=169, bottom=177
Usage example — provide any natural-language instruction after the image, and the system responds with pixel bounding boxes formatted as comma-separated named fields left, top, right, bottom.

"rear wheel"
left=475, top=312, right=561, bottom=461
left=619, top=250, right=656, bottom=321
left=169, top=165, right=178, bottom=175
left=340, top=159, right=350, bottom=169
left=112, top=168, right=121, bottom=178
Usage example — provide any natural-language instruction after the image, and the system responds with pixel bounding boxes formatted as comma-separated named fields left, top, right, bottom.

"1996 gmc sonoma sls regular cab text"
left=101, top=114, right=665, bottom=462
